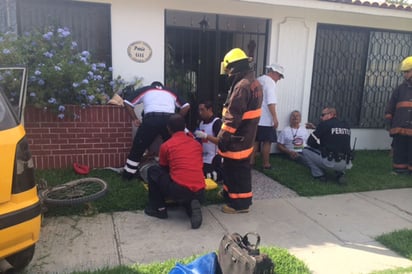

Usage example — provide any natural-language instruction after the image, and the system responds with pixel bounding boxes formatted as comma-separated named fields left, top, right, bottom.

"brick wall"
left=24, top=105, right=132, bottom=170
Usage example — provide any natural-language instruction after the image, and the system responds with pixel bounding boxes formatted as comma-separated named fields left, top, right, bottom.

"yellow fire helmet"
left=220, top=48, right=249, bottom=75
left=399, top=56, right=412, bottom=72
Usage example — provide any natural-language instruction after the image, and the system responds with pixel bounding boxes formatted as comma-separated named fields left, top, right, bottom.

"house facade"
left=2, top=0, right=412, bottom=151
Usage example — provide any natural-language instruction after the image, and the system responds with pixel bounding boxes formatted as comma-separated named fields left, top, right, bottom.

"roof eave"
left=237, top=0, right=412, bottom=19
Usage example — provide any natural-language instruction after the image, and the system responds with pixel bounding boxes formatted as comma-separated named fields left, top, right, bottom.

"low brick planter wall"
left=24, top=105, right=132, bottom=170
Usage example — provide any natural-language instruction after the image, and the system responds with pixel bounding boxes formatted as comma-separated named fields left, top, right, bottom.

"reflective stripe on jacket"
left=218, top=71, right=263, bottom=159
left=385, top=80, right=412, bottom=136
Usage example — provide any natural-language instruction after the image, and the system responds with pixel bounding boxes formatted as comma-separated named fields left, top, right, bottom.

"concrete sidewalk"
left=27, top=184, right=412, bottom=273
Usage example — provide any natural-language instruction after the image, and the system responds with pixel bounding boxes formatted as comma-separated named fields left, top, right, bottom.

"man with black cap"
left=110, top=81, right=190, bottom=180
left=217, top=48, right=263, bottom=214
left=251, top=63, right=284, bottom=170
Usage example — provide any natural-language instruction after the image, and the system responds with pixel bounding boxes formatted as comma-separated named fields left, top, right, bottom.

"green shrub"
left=0, top=26, right=140, bottom=118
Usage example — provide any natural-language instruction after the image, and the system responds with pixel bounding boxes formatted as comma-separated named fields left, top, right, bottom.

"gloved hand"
left=194, top=130, right=208, bottom=139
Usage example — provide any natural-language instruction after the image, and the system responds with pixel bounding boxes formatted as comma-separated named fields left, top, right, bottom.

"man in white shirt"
left=251, top=64, right=284, bottom=169
left=194, top=101, right=223, bottom=181
left=277, top=110, right=309, bottom=166
left=112, top=81, right=190, bottom=180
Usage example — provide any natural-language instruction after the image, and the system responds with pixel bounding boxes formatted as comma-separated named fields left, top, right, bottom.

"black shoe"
left=122, top=171, right=135, bottom=181
left=313, top=175, right=327, bottom=182
left=190, top=199, right=202, bottom=229
left=393, top=168, right=409, bottom=175
left=335, top=172, right=346, bottom=185
left=144, top=206, right=168, bottom=219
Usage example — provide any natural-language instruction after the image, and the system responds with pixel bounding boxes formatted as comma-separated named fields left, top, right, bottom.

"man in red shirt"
left=145, top=114, right=205, bottom=229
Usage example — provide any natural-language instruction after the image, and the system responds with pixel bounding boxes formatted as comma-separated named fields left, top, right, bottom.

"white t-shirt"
left=124, top=86, right=189, bottom=114
left=277, top=125, right=309, bottom=152
left=257, top=74, right=277, bottom=126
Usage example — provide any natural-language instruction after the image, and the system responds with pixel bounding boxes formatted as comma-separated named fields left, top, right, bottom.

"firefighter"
left=385, top=56, right=412, bottom=175
left=217, top=48, right=263, bottom=213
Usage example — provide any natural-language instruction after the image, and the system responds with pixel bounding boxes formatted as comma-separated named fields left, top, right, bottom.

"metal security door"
left=165, top=10, right=269, bottom=129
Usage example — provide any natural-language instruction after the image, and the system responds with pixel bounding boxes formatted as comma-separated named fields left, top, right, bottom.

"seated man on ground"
left=277, top=110, right=309, bottom=166
left=302, top=107, right=352, bottom=184
left=145, top=114, right=205, bottom=229
left=194, top=100, right=224, bottom=182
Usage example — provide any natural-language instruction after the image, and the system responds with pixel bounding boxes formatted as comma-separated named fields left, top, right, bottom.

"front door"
left=165, top=10, right=269, bottom=129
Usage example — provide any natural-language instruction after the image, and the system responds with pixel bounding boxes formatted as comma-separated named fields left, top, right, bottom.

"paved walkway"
left=26, top=171, right=412, bottom=274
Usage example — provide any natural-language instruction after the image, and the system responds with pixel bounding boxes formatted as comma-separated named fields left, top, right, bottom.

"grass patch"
left=370, top=229, right=412, bottom=274
left=257, top=150, right=412, bottom=196
left=70, top=246, right=311, bottom=274
left=370, top=266, right=412, bottom=274
left=376, top=229, right=412, bottom=260
left=36, top=150, right=412, bottom=216
left=36, top=168, right=222, bottom=217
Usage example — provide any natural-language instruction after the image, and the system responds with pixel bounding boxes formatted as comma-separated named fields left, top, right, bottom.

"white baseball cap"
left=266, top=63, right=285, bottom=78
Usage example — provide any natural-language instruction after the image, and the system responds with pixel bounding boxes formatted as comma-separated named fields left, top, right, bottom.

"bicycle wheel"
left=40, top=177, right=108, bottom=206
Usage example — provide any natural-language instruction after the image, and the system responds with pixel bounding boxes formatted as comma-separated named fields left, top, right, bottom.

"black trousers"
left=203, top=155, right=224, bottom=182
left=392, top=134, right=412, bottom=172
left=221, top=158, right=252, bottom=210
left=147, top=165, right=205, bottom=209
left=125, top=113, right=171, bottom=175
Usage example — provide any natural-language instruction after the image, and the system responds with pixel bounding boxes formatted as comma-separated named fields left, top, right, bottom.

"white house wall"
left=83, top=0, right=410, bottom=150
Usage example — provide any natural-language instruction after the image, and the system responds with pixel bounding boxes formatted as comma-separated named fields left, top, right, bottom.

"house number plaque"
left=127, top=41, right=152, bottom=63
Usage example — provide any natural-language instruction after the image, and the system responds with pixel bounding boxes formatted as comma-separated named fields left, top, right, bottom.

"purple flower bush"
left=0, top=26, right=139, bottom=119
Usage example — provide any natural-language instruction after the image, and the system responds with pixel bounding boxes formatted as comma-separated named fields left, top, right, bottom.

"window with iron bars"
left=309, top=24, right=412, bottom=128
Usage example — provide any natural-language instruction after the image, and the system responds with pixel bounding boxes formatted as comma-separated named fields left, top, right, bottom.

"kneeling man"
left=145, top=114, right=205, bottom=229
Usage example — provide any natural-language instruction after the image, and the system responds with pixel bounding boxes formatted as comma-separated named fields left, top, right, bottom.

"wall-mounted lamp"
left=199, top=16, right=209, bottom=32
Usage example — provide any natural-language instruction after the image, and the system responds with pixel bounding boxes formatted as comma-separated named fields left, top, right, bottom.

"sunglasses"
left=320, top=112, right=330, bottom=117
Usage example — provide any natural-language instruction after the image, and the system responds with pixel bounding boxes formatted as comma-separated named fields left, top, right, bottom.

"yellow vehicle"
left=0, top=67, right=41, bottom=272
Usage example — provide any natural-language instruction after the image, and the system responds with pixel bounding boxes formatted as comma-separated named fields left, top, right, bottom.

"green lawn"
left=371, top=228, right=412, bottom=274
left=36, top=167, right=222, bottom=217
left=36, top=150, right=412, bottom=217
left=370, top=267, right=412, bottom=274
left=70, top=247, right=311, bottom=274
left=257, top=150, right=412, bottom=196
left=376, top=229, right=412, bottom=260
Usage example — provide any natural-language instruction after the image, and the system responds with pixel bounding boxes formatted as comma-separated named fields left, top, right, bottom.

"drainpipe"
left=5, top=0, right=11, bottom=29
left=0, top=259, right=14, bottom=274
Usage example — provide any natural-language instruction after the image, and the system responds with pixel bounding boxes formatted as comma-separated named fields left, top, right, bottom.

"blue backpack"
left=169, top=252, right=219, bottom=274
